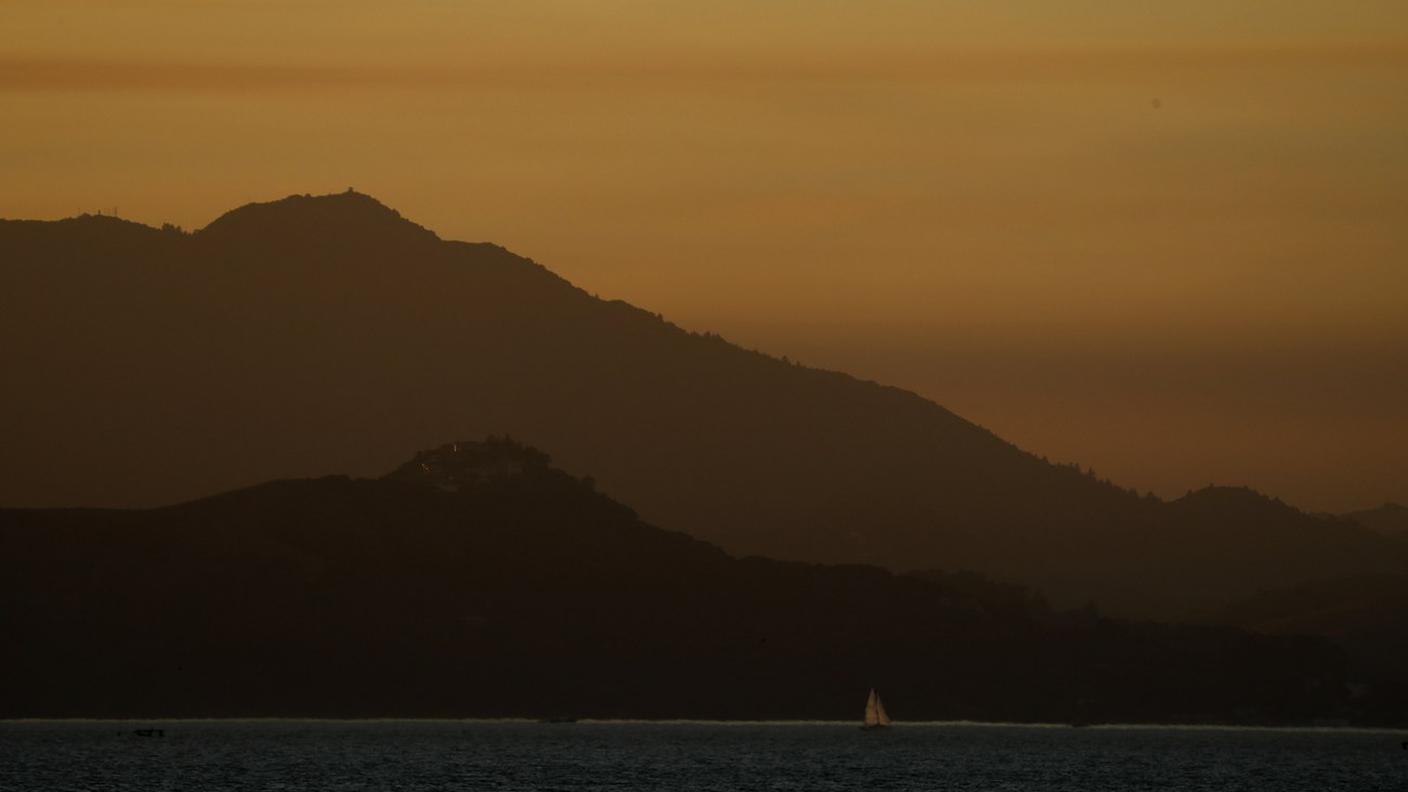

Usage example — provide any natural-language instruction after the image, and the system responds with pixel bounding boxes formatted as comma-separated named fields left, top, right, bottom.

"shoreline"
left=4, top=718, right=1403, bottom=734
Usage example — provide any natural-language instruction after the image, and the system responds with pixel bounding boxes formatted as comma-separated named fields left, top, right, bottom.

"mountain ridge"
left=1343, top=502, right=1408, bottom=538
left=5, top=438, right=1396, bottom=724
left=1, top=191, right=1400, bottom=617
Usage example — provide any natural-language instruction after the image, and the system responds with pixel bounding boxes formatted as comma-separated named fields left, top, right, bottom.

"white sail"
left=874, top=693, right=892, bottom=726
left=864, top=688, right=883, bottom=727
left=864, top=688, right=891, bottom=727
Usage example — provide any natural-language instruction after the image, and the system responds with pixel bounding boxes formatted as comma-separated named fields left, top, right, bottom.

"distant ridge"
left=4, top=439, right=1395, bottom=725
left=1344, top=502, right=1408, bottom=538
left=199, top=189, right=438, bottom=246
left=1, top=191, right=1402, bottom=617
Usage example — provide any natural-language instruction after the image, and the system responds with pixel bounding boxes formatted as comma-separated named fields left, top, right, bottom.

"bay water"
left=2, top=720, right=1403, bottom=791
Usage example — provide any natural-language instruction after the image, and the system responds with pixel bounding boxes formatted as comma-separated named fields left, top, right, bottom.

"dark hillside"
left=1, top=440, right=1389, bottom=725
left=1344, top=503, right=1408, bottom=538
left=2, top=193, right=1400, bottom=616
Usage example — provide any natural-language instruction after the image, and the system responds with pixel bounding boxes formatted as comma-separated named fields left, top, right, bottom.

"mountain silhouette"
left=1344, top=503, right=1408, bottom=538
left=2, top=439, right=1391, bottom=724
left=1212, top=570, right=1408, bottom=725
left=1, top=191, right=1401, bottom=616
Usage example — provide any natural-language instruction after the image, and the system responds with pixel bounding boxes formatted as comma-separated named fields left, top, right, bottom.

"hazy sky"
left=3, top=2, right=1405, bottom=511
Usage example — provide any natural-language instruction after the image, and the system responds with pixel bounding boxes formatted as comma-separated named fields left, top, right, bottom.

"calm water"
left=2, top=720, right=1404, bottom=791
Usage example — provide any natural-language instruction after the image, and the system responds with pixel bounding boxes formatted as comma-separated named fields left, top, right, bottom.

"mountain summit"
left=385, top=438, right=556, bottom=493
left=1, top=192, right=1400, bottom=616
left=199, top=190, right=438, bottom=247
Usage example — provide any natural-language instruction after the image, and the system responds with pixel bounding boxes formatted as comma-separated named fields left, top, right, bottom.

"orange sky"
left=2, top=2, right=1406, bottom=511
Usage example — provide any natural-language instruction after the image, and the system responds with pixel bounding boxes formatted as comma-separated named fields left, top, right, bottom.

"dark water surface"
left=2, top=720, right=1403, bottom=791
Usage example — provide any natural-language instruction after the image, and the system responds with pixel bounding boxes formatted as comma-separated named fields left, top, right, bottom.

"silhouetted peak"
left=0, top=212, right=171, bottom=245
left=1362, top=501, right=1406, bottom=515
left=1344, top=502, right=1408, bottom=537
left=62, top=212, right=153, bottom=230
left=1172, top=485, right=1298, bottom=518
left=383, top=437, right=553, bottom=492
left=197, top=189, right=438, bottom=246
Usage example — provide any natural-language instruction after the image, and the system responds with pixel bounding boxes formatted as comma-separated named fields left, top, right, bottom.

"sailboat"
left=862, top=688, right=892, bottom=730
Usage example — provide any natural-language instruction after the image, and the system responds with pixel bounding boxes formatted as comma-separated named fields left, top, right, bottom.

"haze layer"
left=2, top=1, right=1406, bottom=510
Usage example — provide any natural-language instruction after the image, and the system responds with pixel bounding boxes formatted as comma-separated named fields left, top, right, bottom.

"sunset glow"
left=3, top=2, right=1405, bottom=509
